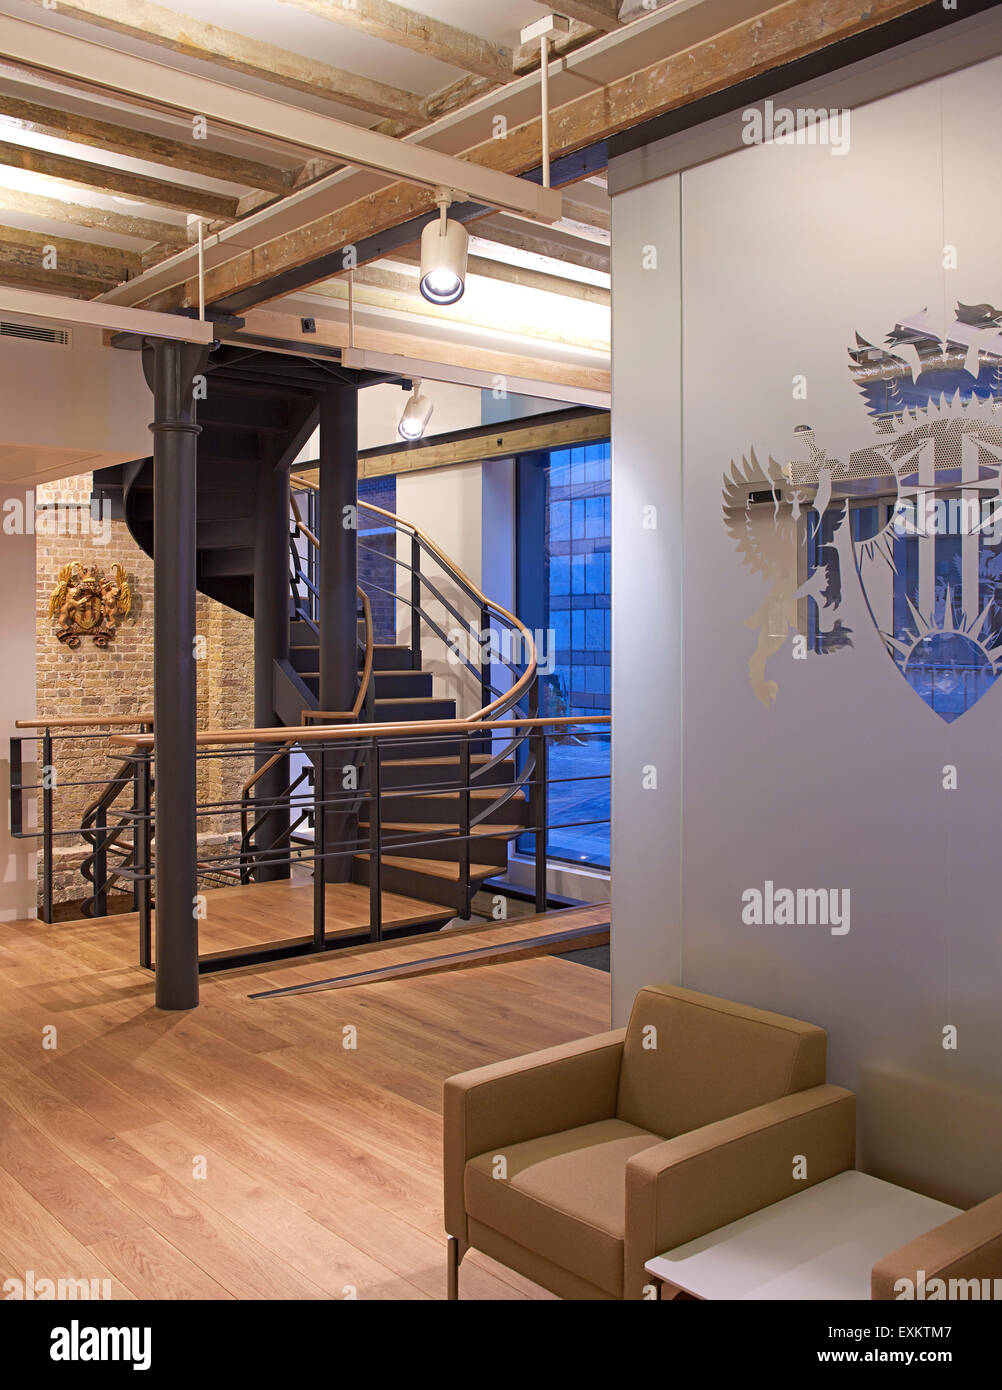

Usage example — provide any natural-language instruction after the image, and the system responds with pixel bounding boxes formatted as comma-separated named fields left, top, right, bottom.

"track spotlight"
left=398, top=381, right=433, bottom=440
left=419, top=190, right=468, bottom=306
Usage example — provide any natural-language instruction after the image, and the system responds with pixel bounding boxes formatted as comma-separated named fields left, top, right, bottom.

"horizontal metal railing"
left=132, top=714, right=608, bottom=971
left=11, top=714, right=609, bottom=970
left=9, top=717, right=154, bottom=923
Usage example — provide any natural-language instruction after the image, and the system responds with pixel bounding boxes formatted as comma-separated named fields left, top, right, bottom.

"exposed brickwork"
left=34, top=472, right=254, bottom=908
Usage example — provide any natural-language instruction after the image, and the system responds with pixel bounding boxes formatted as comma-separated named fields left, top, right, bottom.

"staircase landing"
left=37, top=879, right=452, bottom=973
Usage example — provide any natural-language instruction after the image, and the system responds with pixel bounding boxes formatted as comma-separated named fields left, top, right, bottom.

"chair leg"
left=447, top=1235, right=461, bottom=1301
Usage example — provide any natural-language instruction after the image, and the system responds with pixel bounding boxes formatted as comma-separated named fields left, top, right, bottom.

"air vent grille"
left=0, top=319, right=70, bottom=346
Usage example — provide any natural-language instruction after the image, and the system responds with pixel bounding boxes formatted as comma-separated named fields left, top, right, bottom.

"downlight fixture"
left=398, top=380, right=434, bottom=440
left=419, top=190, right=468, bottom=305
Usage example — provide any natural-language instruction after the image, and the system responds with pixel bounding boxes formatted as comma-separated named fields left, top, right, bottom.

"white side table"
left=645, top=1170, right=961, bottom=1300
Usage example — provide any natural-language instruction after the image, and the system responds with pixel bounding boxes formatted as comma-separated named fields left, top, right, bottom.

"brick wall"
left=34, top=473, right=255, bottom=909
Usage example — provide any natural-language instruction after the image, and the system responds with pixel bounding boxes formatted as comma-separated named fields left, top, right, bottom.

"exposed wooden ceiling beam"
left=309, top=264, right=608, bottom=351
left=514, top=20, right=598, bottom=73
left=235, top=306, right=611, bottom=396
left=276, top=0, right=512, bottom=82
left=294, top=408, right=610, bottom=484
left=360, top=408, right=611, bottom=478
left=466, top=253, right=608, bottom=303
left=0, top=222, right=140, bottom=286
left=0, top=144, right=239, bottom=220
left=0, top=94, right=297, bottom=194
left=1, top=15, right=561, bottom=224
left=386, top=248, right=610, bottom=304
left=561, top=197, right=611, bottom=232
left=0, top=259, right=110, bottom=298
left=546, top=1, right=621, bottom=31
left=421, top=73, right=499, bottom=122
left=137, top=0, right=933, bottom=312
left=0, top=185, right=188, bottom=247
left=20, top=0, right=425, bottom=123
left=473, top=217, right=610, bottom=274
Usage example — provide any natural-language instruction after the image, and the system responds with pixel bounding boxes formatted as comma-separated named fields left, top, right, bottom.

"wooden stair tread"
left=364, top=669, right=428, bottom=677
left=370, top=696, right=454, bottom=706
left=368, top=822, right=522, bottom=835
left=381, top=787, right=525, bottom=803
left=381, top=755, right=512, bottom=767
left=355, top=854, right=498, bottom=881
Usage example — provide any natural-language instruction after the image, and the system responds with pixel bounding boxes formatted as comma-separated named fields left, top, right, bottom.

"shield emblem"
left=845, top=403, right=1002, bottom=722
left=723, top=302, right=1002, bottom=718
left=73, top=588, right=103, bottom=631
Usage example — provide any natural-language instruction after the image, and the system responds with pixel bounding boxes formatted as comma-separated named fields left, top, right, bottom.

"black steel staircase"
left=91, top=345, right=534, bottom=920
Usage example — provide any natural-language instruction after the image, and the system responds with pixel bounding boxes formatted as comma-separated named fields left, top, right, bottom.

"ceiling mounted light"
left=398, top=381, right=433, bottom=440
left=419, top=190, right=468, bottom=306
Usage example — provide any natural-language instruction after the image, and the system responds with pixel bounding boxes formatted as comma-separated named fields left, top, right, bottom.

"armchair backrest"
left=616, top=984, right=827, bottom=1137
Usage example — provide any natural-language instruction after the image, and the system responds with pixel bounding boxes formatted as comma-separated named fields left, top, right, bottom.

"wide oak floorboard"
left=0, top=896, right=610, bottom=1299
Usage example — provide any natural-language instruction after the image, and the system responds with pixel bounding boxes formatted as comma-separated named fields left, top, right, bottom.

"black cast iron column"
left=145, top=337, right=209, bottom=1011
left=318, top=384, right=359, bottom=883
left=252, top=456, right=292, bottom=881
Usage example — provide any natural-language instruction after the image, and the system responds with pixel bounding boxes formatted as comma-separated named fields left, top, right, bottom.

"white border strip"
left=0, top=285, right=214, bottom=343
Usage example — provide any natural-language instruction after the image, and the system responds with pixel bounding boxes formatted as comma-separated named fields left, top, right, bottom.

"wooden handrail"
left=238, top=736, right=298, bottom=808
left=297, top=584, right=374, bottom=724
left=112, top=714, right=608, bottom=751
left=293, top=476, right=537, bottom=720
left=290, top=488, right=374, bottom=722
left=15, top=715, right=153, bottom=730
left=80, top=758, right=138, bottom=829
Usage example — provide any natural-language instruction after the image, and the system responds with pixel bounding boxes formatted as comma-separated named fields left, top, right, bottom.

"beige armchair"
left=872, top=1192, right=1002, bottom=1299
left=444, top=983, right=855, bottom=1299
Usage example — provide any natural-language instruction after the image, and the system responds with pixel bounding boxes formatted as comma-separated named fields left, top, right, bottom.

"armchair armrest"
left=871, top=1191, right=1002, bottom=1300
left=443, top=1028, right=626, bottom=1240
left=624, top=1084, right=855, bottom=1297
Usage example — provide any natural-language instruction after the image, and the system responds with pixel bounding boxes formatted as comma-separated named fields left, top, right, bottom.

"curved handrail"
left=300, top=589, right=374, bottom=725
left=237, top=587, right=373, bottom=853
left=80, top=759, right=136, bottom=834
left=290, top=477, right=542, bottom=873
left=292, top=475, right=537, bottom=721
left=239, top=494, right=376, bottom=857
left=78, top=756, right=148, bottom=914
left=253, top=457, right=542, bottom=891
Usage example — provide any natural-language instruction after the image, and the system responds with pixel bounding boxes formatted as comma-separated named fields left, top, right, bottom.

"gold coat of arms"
left=49, top=563, right=132, bottom=649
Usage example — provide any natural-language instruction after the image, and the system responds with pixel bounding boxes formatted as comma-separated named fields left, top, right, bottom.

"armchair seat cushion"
left=465, top=1119, right=663, bottom=1297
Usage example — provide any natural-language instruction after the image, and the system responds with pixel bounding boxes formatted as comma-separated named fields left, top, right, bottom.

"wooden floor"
left=0, top=896, right=611, bottom=1299
left=160, top=877, right=450, bottom=959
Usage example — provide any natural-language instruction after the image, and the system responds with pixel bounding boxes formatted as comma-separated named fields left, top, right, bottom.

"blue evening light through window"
left=517, top=440, right=611, bottom=869
left=358, top=475, right=397, bottom=644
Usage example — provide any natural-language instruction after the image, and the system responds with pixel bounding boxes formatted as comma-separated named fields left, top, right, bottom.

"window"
left=358, top=475, right=397, bottom=644
left=516, top=441, right=611, bottom=869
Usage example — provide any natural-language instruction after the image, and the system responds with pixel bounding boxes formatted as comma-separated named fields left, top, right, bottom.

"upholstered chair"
left=872, top=1192, right=1002, bottom=1299
left=444, top=983, right=856, bottom=1299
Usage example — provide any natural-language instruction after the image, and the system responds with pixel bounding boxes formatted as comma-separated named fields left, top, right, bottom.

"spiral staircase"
left=87, top=344, right=537, bottom=920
